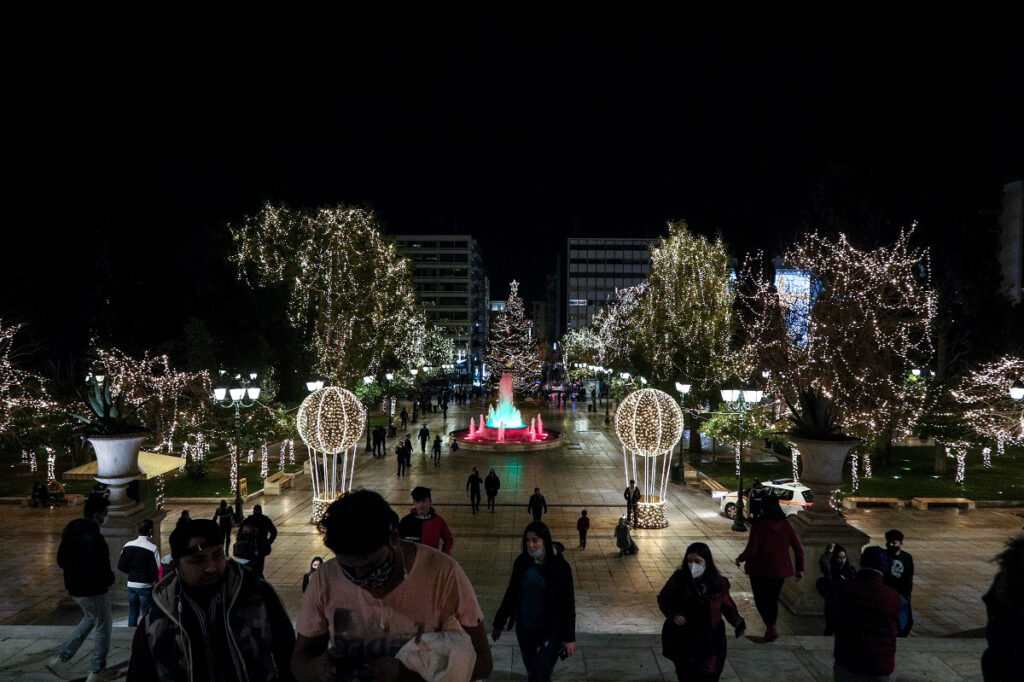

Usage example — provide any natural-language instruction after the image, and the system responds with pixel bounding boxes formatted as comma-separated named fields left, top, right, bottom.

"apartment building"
left=565, top=237, right=653, bottom=332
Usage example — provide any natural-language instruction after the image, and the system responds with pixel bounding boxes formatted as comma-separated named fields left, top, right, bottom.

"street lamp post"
left=675, top=382, right=692, bottom=465
left=213, top=374, right=261, bottom=523
left=720, top=388, right=764, bottom=532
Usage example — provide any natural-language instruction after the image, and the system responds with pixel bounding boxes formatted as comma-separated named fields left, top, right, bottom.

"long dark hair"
left=521, top=521, right=554, bottom=560
left=682, top=541, right=724, bottom=592
left=759, top=494, right=787, bottom=522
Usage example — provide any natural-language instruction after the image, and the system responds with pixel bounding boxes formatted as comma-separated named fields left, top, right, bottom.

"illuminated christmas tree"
left=230, top=202, right=422, bottom=385
left=486, top=280, right=542, bottom=392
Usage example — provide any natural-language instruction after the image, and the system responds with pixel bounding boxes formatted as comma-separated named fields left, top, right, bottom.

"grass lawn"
left=163, top=456, right=305, bottom=498
left=690, top=445, right=1024, bottom=502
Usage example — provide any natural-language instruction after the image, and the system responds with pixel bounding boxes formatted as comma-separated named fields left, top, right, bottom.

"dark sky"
left=2, top=9, right=1022, bottom=365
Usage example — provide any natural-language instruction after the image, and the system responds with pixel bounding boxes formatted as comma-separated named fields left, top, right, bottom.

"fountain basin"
left=451, top=427, right=565, bottom=452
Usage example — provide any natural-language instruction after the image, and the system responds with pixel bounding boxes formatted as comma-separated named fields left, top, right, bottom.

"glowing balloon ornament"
left=297, top=387, right=366, bottom=521
left=614, top=388, right=684, bottom=528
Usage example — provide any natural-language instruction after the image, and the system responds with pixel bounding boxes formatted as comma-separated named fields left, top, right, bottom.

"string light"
left=850, top=452, right=859, bottom=492
left=47, top=450, right=56, bottom=481
left=260, top=442, right=269, bottom=479
left=791, top=445, right=801, bottom=483
left=486, top=280, right=543, bottom=392
left=982, top=446, right=992, bottom=468
left=230, top=203, right=423, bottom=385
left=737, top=229, right=936, bottom=455
left=0, top=319, right=60, bottom=439
left=155, top=474, right=165, bottom=510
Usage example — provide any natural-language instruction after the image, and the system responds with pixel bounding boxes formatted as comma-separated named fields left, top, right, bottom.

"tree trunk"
left=686, top=412, right=703, bottom=453
left=933, top=442, right=948, bottom=475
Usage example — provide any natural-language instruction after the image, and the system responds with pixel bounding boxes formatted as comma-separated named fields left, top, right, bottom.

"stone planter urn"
left=791, top=436, right=860, bottom=518
left=88, top=432, right=146, bottom=514
left=781, top=435, right=869, bottom=618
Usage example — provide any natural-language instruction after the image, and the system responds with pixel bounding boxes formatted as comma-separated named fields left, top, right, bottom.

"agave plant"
left=784, top=388, right=855, bottom=441
left=70, top=377, right=148, bottom=436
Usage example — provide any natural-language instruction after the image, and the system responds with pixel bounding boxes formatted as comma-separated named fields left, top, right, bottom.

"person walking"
left=396, top=439, right=407, bottom=476
left=735, top=495, right=805, bottom=643
left=398, top=486, right=455, bottom=554
left=485, top=468, right=500, bottom=512
left=883, top=529, right=915, bottom=637
left=432, top=434, right=443, bottom=466
left=528, top=487, right=547, bottom=522
left=576, top=510, right=590, bottom=548
left=658, top=542, right=747, bottom=681
left=418, top=424, right=430, bottom=455
left=175, top=509, right=191, bottom=531
left=492, top=522, right=576, bottom=682
left=239, top=504, right=277, bottom=578
left=832, top=546, right=902, bottom=681
left=127, top=519, right=295, bottom=681
left=212, top=499, right=235, bottom=554
left=816, top=543, right=857, bottom=636
left=48, top=494, right=115, bottom=682
left=117, top=519, right=161, bottom=628
left=400, top=407, right=409, bottom=429
left=466, top=467, right=484, bottom=514
left=982, top=536, right=1024, bottom=680
left=442, top=401, right=448, bottom=421
left=301, top=556, right=323, bottom=593
left=624, top=479, right=641, bottom=527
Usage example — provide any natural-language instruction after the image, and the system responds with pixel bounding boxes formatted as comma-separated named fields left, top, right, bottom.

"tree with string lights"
left=737, top=229, right=936, bottom=457
left=486, top=280, right=542, bottom=392
left=0, top=319, right=64, bottom=458
left=597, top=283, right=652, bottom=376
left=559, top=327, right=604, bottom=379
left=230, top=202, right=422, bottom=386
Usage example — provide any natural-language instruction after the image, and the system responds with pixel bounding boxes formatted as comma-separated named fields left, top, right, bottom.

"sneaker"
left=46, top=654, right=71, bottom=679
left=85, top=669, right=114, bottom=682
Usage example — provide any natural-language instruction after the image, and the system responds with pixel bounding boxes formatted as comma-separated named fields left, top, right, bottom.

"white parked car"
left=719, top=479, right=814, bottom=519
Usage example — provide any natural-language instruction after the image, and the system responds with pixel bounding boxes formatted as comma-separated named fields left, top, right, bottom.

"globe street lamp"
left=720, top=388, right=764, bottom=532
left=213, top=373, right=261, bottom=522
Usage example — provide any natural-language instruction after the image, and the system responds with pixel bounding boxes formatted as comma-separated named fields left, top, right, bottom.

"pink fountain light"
left=459, top=373, right=551, bottom=444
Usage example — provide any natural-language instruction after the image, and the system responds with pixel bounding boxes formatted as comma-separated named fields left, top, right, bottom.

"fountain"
left=451, top=373, right=564, bottom=452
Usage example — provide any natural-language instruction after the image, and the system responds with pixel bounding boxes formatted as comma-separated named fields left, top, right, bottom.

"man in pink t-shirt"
left=292, top=490, right=492, bottom=681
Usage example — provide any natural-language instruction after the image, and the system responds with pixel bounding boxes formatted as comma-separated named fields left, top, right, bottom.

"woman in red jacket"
left=735, top=495, right=804, bottom=642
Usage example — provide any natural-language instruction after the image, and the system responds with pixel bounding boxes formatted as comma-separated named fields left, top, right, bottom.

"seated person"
left=47, top=479, right=66, bottom=506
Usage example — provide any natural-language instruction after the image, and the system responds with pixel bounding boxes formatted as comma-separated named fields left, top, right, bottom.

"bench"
left=263, top=471, right=295, bottom=495
left=841, top=497, right=906, bottom=510
left=911, top=497, right=975, bottom=511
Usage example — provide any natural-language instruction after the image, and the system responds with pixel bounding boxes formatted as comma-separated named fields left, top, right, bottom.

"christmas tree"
left=487, top=280, right=543, bottom=392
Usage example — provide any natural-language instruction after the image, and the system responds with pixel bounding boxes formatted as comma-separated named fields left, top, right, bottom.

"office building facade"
left=395, top=235, right=490, bottom=384
left=566, top=237, right=653, bottom=332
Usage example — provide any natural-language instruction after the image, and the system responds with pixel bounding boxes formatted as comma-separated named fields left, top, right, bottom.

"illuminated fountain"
left=452, top=373, right=564, bottom=452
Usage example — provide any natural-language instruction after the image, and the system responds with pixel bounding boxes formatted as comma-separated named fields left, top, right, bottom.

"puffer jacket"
left=126, top=561, right=295, bottom=682
left=57, top=517, right=114, bottom=597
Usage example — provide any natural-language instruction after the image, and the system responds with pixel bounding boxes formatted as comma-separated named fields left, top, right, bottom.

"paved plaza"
left=0, top=398, right=1015, bottom=680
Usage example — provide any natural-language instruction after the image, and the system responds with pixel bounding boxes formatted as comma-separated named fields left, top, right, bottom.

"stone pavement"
left=1, top=397, right=1016, bottom=680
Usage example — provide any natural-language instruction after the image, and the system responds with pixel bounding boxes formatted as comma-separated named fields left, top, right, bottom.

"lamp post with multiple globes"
left=213, top=373, right=261, bottom=523
left=719, top=388, right=764, bottom=532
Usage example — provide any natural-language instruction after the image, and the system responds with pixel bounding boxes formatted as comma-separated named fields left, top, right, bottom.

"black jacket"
left=485, top=473, right=500, bottom=495
left=57, top=517, right=115, bottom=597
left=493, top=549, right=575, bottom=644
left=118, top=536, right=160, bottom=586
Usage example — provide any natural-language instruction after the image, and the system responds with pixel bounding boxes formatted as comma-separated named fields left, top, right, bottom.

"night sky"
left=2, top=9, right=1022, bottom=372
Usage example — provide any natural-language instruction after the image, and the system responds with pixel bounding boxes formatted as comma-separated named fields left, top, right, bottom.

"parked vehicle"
left=719, top=478, right=813, bottom=519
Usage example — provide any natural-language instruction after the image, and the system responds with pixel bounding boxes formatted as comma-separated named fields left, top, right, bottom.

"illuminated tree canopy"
left=950, top=355, right=1024, bottom=447
left=559, top=327, right=604, bottom=376
left=486, top=280, right=542, bottom=392
left=0, top=319, right=61, bottom=454
left=738, top=229, right=937, bottom=451
left=230, top=202, right=422, bottom=385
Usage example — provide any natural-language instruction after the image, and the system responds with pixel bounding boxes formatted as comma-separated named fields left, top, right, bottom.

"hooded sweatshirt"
left=398, top=507, right=455, bottom=554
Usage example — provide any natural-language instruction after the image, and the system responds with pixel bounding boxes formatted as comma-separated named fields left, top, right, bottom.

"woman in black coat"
left=658, top=542, right=746, bottom=682
left=492, top=522, right=576, bottom=682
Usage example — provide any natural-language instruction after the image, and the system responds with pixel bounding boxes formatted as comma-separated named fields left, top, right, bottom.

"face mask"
left=341, top=554, right=394, bottom=590
left=887, top=545, right=900, bottom=555
left=529, top=547, right=545, bottom=560
left=689, top=562, right=705, bottom=579
left=837, top=557, right=846, bottom=565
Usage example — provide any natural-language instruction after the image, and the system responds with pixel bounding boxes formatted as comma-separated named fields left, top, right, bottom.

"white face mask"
left=529, top=547, right=545, bottom=560
left=689, top=562, right=705, bottom=579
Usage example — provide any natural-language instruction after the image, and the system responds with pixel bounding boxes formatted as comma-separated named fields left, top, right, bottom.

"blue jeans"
left=60, top=593, right=111, bottom=672
left=516, top=628, right=560, bottom=682
left=127, top=585, right=153, bottom=627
